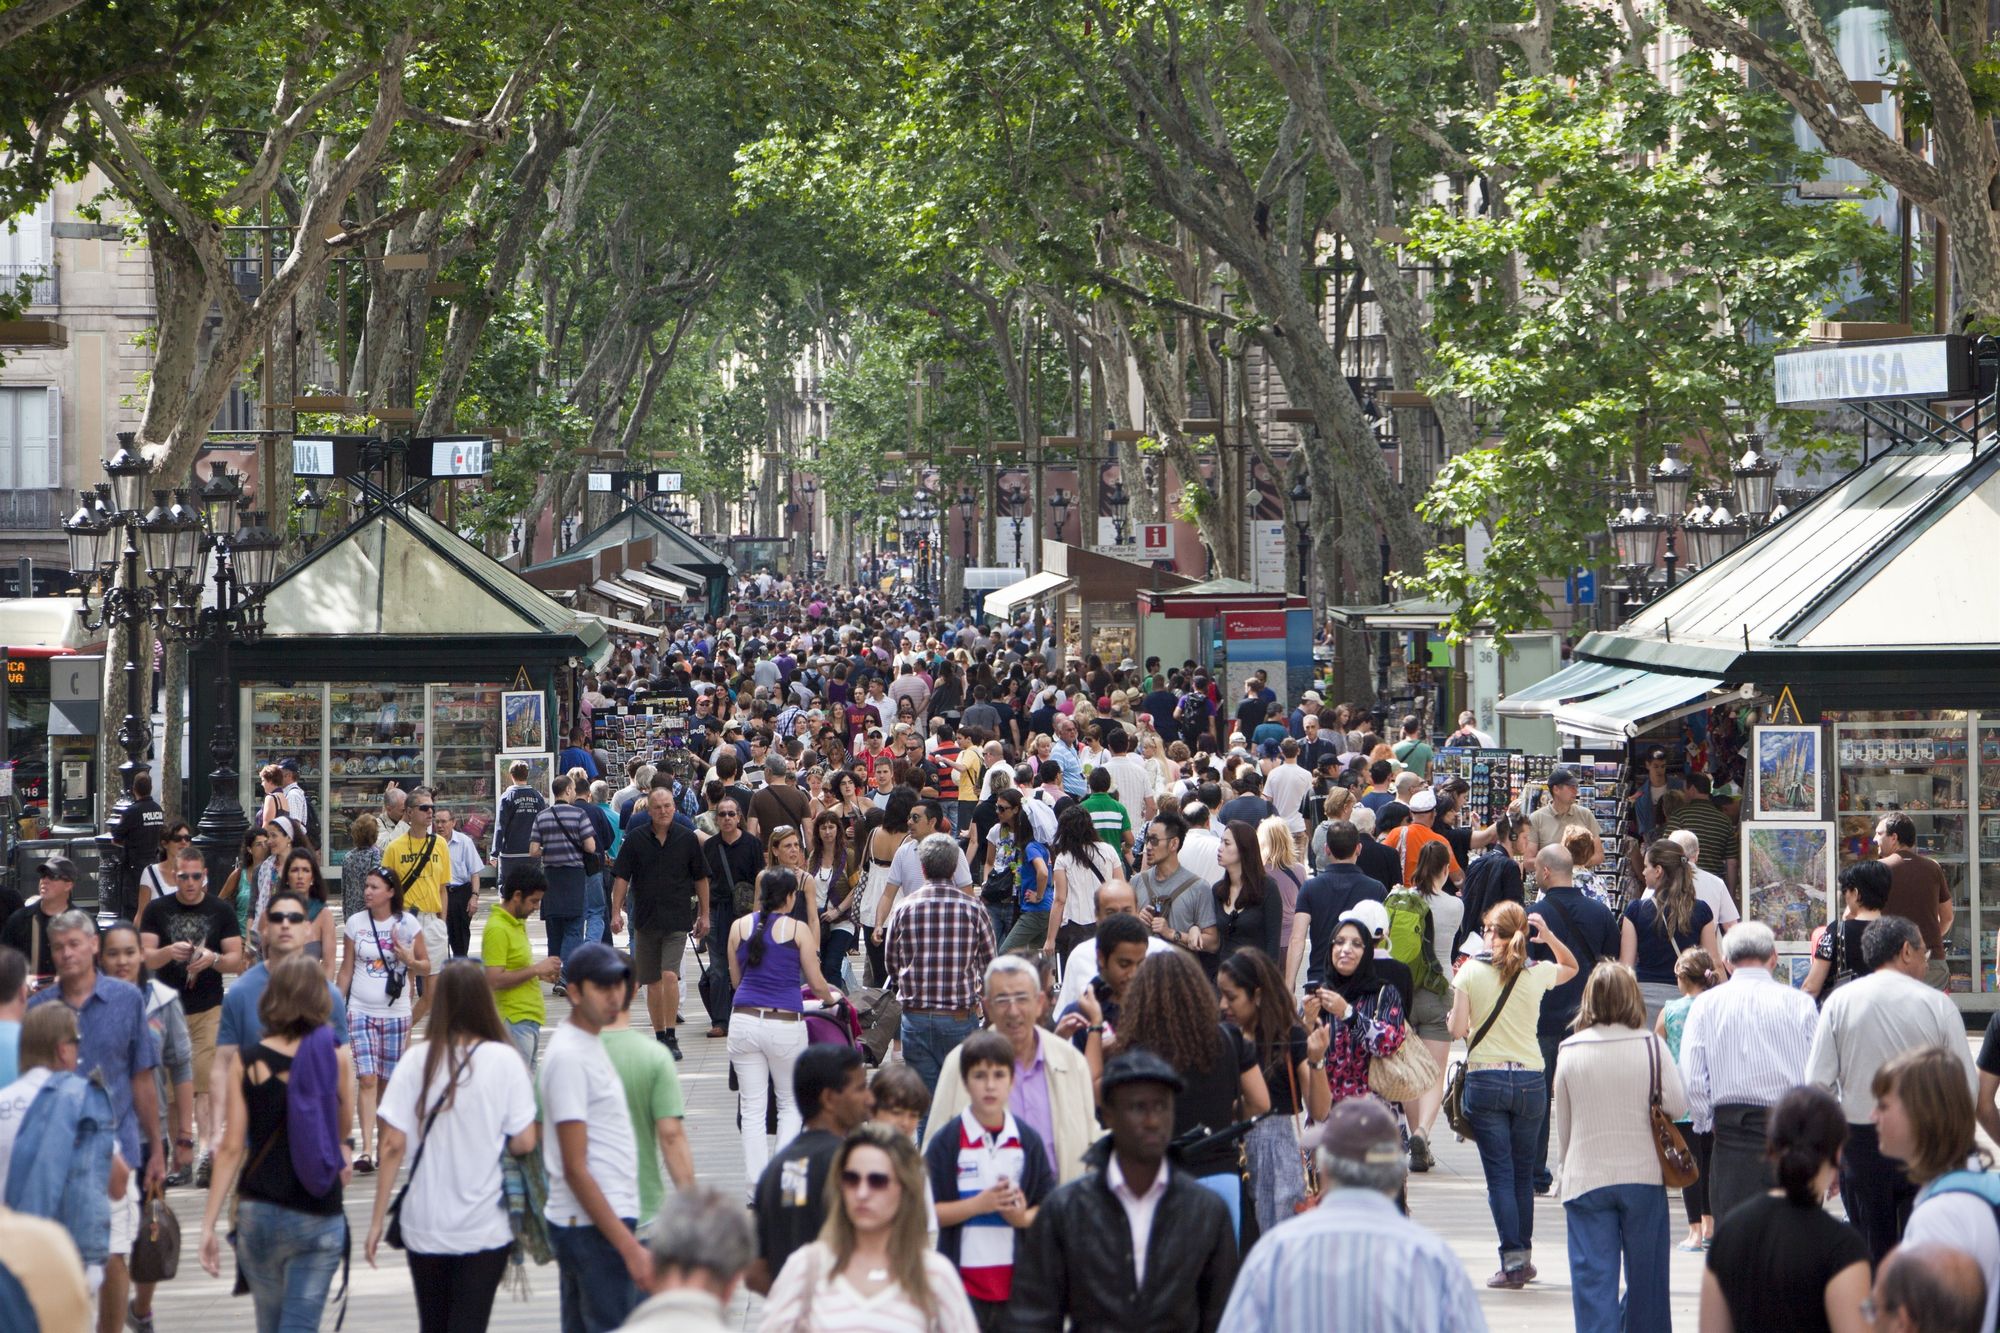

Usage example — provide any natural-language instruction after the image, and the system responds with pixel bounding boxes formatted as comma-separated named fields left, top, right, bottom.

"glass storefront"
left=243, top=681, right=508, bottom=863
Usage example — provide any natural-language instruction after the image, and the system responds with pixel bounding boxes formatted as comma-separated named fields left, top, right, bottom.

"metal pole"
left=192, top=551, right=249, bottom=887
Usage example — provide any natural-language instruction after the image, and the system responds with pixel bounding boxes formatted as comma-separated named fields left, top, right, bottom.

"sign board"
left=1223, top=610, right=1287, bottom=640
left=653, top=472, right=683, bottom=494
left=413, top=436, right=490, bottom=478
left=1773, top=335, right=1969, bottom=407
left=1770, top=684, right=1804, bottom=726
left=587, top=471, right=615, bottom=492
left=1093, top=519, right=1177, bottom=563
left=51, top=654, right=100, bottom=703
left=1251, top=520, right=1288, bottom=590
left=290, top=435, right=370, bottom=478
left=1566, top=568, right=1595, bottom=606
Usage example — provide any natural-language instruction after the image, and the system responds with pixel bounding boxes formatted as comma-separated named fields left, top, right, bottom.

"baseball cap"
left=1100, top=1049, right=1185, bottom=1097
left=1302, top=690, right=1322, bottom=704
left=1406, top=787, right=1438, bottom=813
left=38, top=857, right=77, bottom=882
left=1301, top=1097, right=1402, bottom=1162
left=1548, top=766, right=1579, bottom=789
left=564, top=942, right=632, bottom=989
left=1339, top=900, right=1391, bottom=940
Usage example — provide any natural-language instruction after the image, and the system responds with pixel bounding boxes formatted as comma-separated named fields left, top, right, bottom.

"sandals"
left=1676, top=1237, right=1708, bottom=1253
left=353, top=1155, right=375, bottom=1174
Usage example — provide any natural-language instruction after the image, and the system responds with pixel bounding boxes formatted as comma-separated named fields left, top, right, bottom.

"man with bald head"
left=1052, top=880, right=1170, bottom=1016
left=1874, top=1243, right=1988, bottom=1333
left=1665, top=828, right=1739, bottom=930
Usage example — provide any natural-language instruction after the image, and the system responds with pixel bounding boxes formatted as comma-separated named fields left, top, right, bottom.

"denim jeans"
left=235, top=1199, right=346, bottom=1333
left=583, top=873, right=607, bottom=945
left=1533, top=1031, right=1563, bottom=1191
left=507, top=1019, right=541, bottom=1070
left=985, top=897, right=1017, bottom=946
left=548, top=1220, right=641, bottom=1333
left=901, top=1009, right=981, bottom=1135
left=545, top=915, right=586, bottom=970
left=1565, top=1183, right=1672, bottom=1333
left=1464, top=1067, right=1548, bottom=1270
left=819, top=926, right=856, bottom=992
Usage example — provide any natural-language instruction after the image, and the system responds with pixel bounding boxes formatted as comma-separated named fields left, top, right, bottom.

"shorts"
left=352, top=1011, right=412, bottom=1080
left=186, top=1005, right=221, bottom=1098
left=415, top=911, right=449, bottom=976
left=1409, top=986, right=1451, bottom=1043
left=108, top=1173, right=137, bottom=1257
left=633, top=927, right=690, bottom=985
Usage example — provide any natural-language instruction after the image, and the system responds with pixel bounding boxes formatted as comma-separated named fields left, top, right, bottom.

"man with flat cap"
left=1007, top=1049, right=1239, bottom=1332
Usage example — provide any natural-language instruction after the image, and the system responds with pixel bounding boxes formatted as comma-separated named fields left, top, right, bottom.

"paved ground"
left=144, top=908, right=1712, bottom=1330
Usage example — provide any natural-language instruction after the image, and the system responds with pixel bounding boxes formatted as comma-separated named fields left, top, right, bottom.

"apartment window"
left=0, top=386, right=61, bottom=529
left=0, top=200, right=56, bottom=305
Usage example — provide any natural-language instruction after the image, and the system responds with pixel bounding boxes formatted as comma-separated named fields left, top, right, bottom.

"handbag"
left=1648, top=1035, right=1700, bottom=1188
left=1281, top=1038, right=1321, bottom=1214
left=1442, top=969, right=1521, bottom=1142
left=554, top=810, right=604, bottom=878
left=1367, top=1017, right=1442, bottom=1105
left=127, top=1182, right=181, bottom=1283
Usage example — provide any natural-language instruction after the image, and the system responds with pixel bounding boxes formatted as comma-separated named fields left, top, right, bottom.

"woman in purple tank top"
left=727, top=868, right=843, bottom=1190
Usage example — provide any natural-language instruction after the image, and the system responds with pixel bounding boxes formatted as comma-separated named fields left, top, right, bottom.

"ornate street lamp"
left=189, top=485, right=278, bottom=886
left=1732, top=438, right=1779, bottom=527
left=957, top=485, right=977, bottom=612
left=1105, top=480, right=1132, bottom=547
left=1288, top=475, right=1312, bottom=600
left=1048, top=488, right=1073, bottom=543
left=1648, top=443, right=1695, bottom=591
left=295, top=483, right=329, bottom=549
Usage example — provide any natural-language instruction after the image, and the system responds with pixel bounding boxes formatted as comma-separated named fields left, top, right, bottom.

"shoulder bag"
left=1441, top=968, right=1520, bottom=1142
left=1364, top=992, right=1441, bottom=1105
left=386, top=1050, right=459, bottom=1249
left=1281, top=1037, right=1321, bottom=1214
left=553, top=809, right=604, bottom=878
left=1648, top=1034, right=1700, bottom=1188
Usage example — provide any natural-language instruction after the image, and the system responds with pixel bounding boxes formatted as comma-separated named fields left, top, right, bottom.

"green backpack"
left=1384, top=888, right=1448, bottom=998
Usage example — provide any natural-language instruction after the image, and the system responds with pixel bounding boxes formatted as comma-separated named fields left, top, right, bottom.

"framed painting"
left=500, top=689, right=546, bottom=754
left=1752, top=725, right=1822, bottom=821
left=1741, top=820, right=1837, bottom=954
left=495, top=752, right=554, bottom=800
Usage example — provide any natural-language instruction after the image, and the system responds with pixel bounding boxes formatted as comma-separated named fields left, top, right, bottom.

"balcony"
left=0, top=489, right=60, bottom=530
left=0, top=264, right=58, bottom=307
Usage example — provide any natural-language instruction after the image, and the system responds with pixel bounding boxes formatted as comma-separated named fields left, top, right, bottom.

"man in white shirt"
left=541, top=943, right=650, bottom=1330
left=1178, top=802, right=1224, bottom=887
left=434, top=806, right=488, bottom=960
left=1262, top=738, right=1314, bottom=850
left=1100, top=731, right=1156, bottom=833
left=1807, top=915, right=1976, bottom=1264
left=1665, top=829, right=1739, bottom=928
left=1053, top=884, right=1172, bottom=1016
left=1679, top=922, right=1819, bottom=1227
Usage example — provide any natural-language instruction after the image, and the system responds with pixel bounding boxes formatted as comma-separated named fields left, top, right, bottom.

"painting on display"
left=495, top=752, right=554, bottom=800
left=1741, top=821, right=1836, bottom=954
left=500, top=690, right=546, bottom=754
left=1752, top=725, right=1822, bottom=821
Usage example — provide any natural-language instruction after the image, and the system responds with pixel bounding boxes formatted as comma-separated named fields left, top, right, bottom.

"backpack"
left=1174, top=692, right=1205, bottom=732
left=1384, top=887, right=1448, bottom=998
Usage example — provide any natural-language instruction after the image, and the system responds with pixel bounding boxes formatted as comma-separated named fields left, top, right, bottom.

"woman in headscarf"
left=1306, top=917, right=1409, bottom=1115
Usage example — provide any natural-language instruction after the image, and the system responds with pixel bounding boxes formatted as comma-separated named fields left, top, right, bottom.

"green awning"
left=1496, top=659, right=1643, bottom=718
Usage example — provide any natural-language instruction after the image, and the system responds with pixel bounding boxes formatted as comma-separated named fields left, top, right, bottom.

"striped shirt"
left=945, top=1110, right=1028, bottom=1300
left=530, top=802, right=594, bottom=869
left=1217, top=1188, right=1488, bottom=1333
left=1666, top=798, right=1737, bottom=877
left=1678, top=965, right=1819, bottom=1133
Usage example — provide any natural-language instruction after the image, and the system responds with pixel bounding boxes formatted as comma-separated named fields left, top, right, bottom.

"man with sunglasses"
left=139, top=845, right=245, bottom=1179
left=382, top=786, right=453, bottom=1024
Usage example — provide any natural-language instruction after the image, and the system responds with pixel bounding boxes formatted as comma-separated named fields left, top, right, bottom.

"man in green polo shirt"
left=1080, top=767, right=1134, bottom=865
left=600, top=956, right=695, bottom=1231
left=483, top=863, right=563, bottom=1068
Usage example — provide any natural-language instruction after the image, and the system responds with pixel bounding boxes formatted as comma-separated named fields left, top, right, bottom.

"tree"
left=1402, top=57, right=1894, bottom=639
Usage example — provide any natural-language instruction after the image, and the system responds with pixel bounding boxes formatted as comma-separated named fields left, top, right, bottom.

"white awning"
left=1554, top=674, right=1759, bottom=745
left=590, top=579, right=650, bottom=611
left=1496, top=659, right=1644, bottom=718
left=573, top=611, right=654, bottom=636
left=981, top=570, right=1076, bottom=618
left=642, top=562, right=704, bottom=598
left=617, top=568, right=689, bottom=603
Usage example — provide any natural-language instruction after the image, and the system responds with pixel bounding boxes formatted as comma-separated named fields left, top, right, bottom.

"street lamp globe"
left=63, top=491, right=113, bottom=579
left=159, top=488, right=204, bottom=582
left=1732, top=438, right=1779, bottom=524
left=1648, top=442, right=1694, bottom=520
left=956, top=485, right=976, bottom=519
left=1048, top=488, right=1072, bottom=533
left=230, top=512, right=284, bottom=591
left=104, top=433, right=153, bottom=515
left=1287, top=475, right=1311, bottom=527
left=196, top=460, right=244, bottom=537
left=138, top=489, right=178, bottom=580
left=296, top=483, right=329, bottom=545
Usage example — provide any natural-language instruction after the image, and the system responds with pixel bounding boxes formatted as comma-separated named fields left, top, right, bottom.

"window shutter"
left=15, top=387, right=49, bottom=490
left=0, top=390, right=15, bottom=491
left=39, top=385, right=60, bottom=490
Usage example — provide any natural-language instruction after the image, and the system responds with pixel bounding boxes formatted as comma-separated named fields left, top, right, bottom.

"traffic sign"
left=1566, top=569, right=1596, bottom=606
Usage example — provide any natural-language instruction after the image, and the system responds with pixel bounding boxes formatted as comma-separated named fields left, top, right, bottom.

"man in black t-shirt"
left=609, top=788, right=711, bottom=1061
left=1, top=859, right=90, bottom=985
left=138, top=845, right=245, bottom=1170
left=745, top=1045, right=873, bottom=1294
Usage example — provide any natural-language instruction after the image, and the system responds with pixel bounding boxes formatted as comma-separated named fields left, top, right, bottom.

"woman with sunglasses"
left=138, top=820, right=192, bottom=920
left=337, top=864, right=426, bottom=1174
left=760, top=1122, right=978, bottom=1332
left=279, top=848, right=337, bottom=980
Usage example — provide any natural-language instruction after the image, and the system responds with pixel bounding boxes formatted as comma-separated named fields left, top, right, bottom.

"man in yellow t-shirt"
left=380, top=786, right=452, bottom=1022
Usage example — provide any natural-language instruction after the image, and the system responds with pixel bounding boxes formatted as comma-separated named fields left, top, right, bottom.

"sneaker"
left=1408, top=1134, right=1434, bottom=1173
left=126, top=1303, right=155, bottom=1333
left=552, top=983, right=568, bottom=999
left=662, top=1030, right=684, bottom=1061
left=192, top=1152, right=212, bottom=1189
left=1486, top=1269, right=1527, bottom=1290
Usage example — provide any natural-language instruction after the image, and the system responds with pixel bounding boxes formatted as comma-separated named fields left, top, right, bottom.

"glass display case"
left=429, top=685, right=501, bottom=843
left=246, top=688, right=323, bottom=791
left=1833, top=717, right=1973, bottom=989
left=327, top=685, right=426, bottom=860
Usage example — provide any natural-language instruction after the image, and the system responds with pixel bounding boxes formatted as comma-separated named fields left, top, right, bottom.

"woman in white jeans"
left=727, top=868, right=841, bottom=1188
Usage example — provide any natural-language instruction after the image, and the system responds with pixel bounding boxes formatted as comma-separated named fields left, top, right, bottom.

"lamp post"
left=800, top=478, right=817, bottom=574
left=1105, top=481, right=1131, bottom=547
left=1048, top=488, right=1072, bottom=545
left=957, top=485, right=976, bottom=612
left=189, top=465, right=280, bottom=886
left=1648, top=442, right=1694, bottom=592
left=1288, top=475, right=1312, bottom=601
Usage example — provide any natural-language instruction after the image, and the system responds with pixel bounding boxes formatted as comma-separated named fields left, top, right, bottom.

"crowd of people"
left=0, top=577, right=1996, bottom=1333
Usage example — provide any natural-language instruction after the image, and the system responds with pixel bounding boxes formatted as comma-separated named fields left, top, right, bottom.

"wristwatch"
left=1307, top=1059, right=1327, bottom=1071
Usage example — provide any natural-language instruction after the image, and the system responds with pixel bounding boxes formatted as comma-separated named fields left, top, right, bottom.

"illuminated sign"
left=588, top=472, right=614, bottom=492
left=290, top=435, right=371, bottom=477
left=4, top=658, right=22, bottom=686
left=1773, top=336, right=1969, bottom=407
left=428, top=437, right=488, bottom=477
left=654, top=472, right=683, bottom=494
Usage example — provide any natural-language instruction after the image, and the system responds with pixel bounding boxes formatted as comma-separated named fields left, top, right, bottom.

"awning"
left=1496, top=659, right=1644, bottom=718
left=1554, top=673, right=1759, bottom=745
left=590, top=579, right=650, bottom=611
left=642, top=562, right=703, bottom=598
left=982, top=570, right=1076, bottom=618
left=573, top=611, right=654, bottom=636
left=617, top=568, right=689, bottom=603
left=1325, top=597, right=1479, bottom=632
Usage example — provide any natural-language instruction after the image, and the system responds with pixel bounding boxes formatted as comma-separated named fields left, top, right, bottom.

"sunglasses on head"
left=840, top=1169, right=893, bottom=1191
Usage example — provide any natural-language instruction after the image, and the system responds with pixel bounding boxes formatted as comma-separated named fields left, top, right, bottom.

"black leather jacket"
left=1005, top=1137, right=1238, bottom=1333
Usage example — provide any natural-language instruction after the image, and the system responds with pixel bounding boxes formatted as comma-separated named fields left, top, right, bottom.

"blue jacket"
left=5, top=1070, right=114, bottom=1265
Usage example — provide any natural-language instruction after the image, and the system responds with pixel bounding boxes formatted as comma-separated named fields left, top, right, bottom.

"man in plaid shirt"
left=886, top=833, right=997, bottom=1107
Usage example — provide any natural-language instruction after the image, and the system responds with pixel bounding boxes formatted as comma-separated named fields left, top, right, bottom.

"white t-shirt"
left=1905, top=1190, right=2000, bottom=1332
left=1054, top=843, right=1121, bottom=926
left=0, top=1068, right=53, bottom=1198
left=540, top=1023, right=640, bottom=1224
left=343, top=911, right=423, bottom=1017
left=1263, top=762, right=1314, bottom=835
left=888, top=839, right=971, bottom=899
left=1102, top=754, right=1154, bottom=829
left=1180, top=827, right=1224, bottom=886
left=377, top=1041, right=537, bottom=1254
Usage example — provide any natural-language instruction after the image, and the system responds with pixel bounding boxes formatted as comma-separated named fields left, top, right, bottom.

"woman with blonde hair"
left=1875, top=1045, right=1998, bottom=1329
left=1563, top=826, right=1605, bottom=901
left=1256, top=814, right=1305, bottom=957
left=1620, top=839, right=1720, bottom=1021
left=1308, top=786, right=1359, bottom=873
left=760, top=1122, right=978, bottom=1332
left=1554, top=962, right=1685, bottom=1332
left=1449, top=900, right=1579, bottom=1289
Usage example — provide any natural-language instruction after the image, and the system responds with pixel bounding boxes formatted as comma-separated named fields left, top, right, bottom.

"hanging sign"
left=411, top=436, right=491, bottom=478
left=1769, top=684, right=1804, bottom=726
left=291, top=435, right=371, bottom=477
left=1773, top=336, right=1969, bottom=407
